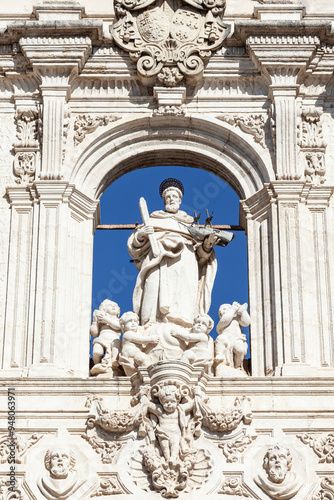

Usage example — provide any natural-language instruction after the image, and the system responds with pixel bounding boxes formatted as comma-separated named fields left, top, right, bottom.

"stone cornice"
left=234, top=20, right=334, bottom=45
left=0, top=19, right=104, bottom=44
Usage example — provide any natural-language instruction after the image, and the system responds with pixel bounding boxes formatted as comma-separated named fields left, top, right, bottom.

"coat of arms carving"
left=112, top=0, right=230, bottom=86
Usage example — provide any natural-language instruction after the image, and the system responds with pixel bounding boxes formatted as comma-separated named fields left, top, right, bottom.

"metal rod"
left=96, top=224, right=244, bottom=231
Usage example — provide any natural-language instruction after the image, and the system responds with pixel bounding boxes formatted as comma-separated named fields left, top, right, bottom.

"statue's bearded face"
left=50, top=451, right=71, bottom=479
left=164, top=190, right=181, bottom=214
left=266, top=451, right=288, bottom=484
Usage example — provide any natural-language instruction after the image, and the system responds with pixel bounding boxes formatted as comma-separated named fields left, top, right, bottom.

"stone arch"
left=68, top=116, right=274, bottom=201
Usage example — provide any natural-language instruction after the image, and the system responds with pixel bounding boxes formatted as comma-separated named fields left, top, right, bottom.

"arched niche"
left=68, top=115, right=274, bottom=378
left=68, top=116, right=274, bottom=200
left=3, top=115, right=278, bottom=378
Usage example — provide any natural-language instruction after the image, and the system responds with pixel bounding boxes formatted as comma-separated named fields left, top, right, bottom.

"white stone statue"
left=37, top=446, right=85, bottom=500
left=171, top=314, right=214, bottom=372
left=90, top=299, right=121, bottom=376
left=118, top=311, right=159, bottom=376
left=254, top=444, right=303, bottom=500
left=127, top=178, right=218, bottom=328
left=214, top=302, right=250, bottom=377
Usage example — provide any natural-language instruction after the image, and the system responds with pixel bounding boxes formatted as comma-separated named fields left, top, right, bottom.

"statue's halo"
left=159, top=178, right=184, bottom=197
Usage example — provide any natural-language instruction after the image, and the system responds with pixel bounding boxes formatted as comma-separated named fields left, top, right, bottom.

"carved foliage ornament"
left=13, top=109, right=41, bottom=185
left=219, top=475, right=251, bottom=497
left=297, top=433, right=334, bottom=463
left=217, top=114, right=266, bottom=148
left=313, top=477, right=334, bottom=500
left=112, top=0, right=230, bottom=86
left=73, top=115, right=121, bottom=146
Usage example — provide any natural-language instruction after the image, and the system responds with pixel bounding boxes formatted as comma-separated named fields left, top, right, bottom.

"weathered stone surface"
left=0, top=1, right=333, bottom=499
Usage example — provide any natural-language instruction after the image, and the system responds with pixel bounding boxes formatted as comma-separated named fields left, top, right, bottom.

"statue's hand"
left=232, top=301, right=241, bottom=312
left=137, top=225, right=154, bottom=240
left=95, top=311, right=105, bottom=322
left=203, top=232, right=218, bottom=252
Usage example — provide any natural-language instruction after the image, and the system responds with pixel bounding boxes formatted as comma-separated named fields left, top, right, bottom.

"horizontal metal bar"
left=96, top=224, right=244, bottom=231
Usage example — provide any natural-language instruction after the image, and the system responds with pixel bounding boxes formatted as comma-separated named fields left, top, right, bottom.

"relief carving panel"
left=112, top=0, right=230, bottom=86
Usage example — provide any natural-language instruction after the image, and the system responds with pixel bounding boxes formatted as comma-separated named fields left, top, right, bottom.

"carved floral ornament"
left=112, top=0, right=230, bottom=86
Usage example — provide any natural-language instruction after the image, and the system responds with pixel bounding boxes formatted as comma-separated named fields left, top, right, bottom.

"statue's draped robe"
left=128, top=210, right=217, bottom=327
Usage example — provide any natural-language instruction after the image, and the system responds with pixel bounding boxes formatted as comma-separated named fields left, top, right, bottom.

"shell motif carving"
left=112, top=0, right=230, bottom=86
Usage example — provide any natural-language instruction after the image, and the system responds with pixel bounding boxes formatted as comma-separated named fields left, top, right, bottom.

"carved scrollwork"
left=13, top=152, right=37, bottom=185
left=91, top=474, right=127, bottom=497
left=217, top=114, right=266, bottom=148
left=82, top=429, right=124, bottom=464
left=13, top=108, right=41, bottom=185
left=313, top=477, right=334, bottom=500
left=219, top=475, right=251, bottom=496
left=112, top=0, right=230, bottom=86
left=297, top=107, right=327, bottom=184
left=219, top=431, right=257, bottom=463
left=153, top=105, right=185, bottom=116
left=73, top=115, right=121, bottom=145
left=0, top=433, right=43, bottom=464
left=0, top=477, right=25, bottom=499
left=297, top=433, right=334, bottom=463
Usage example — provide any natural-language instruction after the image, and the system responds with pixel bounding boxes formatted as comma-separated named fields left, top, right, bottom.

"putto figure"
left=118, top=311, right=160, bottom=376
left=90, top=299, right=121, bottom=376
left=37, top=446, right=84, bottom=500
left=254, top=444, right=303, bottom=499
left=171, top=314, right=214, bottom=372
left=214, top=302, right=250, bottom=377
left=127, top=179, right=218, bottom=328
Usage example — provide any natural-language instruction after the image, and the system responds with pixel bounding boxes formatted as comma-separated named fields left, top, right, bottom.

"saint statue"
left=127, top=179, right=219, bottom=328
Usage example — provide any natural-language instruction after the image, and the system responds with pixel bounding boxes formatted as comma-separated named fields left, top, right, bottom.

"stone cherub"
left=118, top=311, right=159, bottom=376
left=254, top=444, right=303, bottom=499
left=171, top=314, right=214, bottom=373
left=214, top=302, right=250, bottom=377
left=90, top=299, right=121, bottom=376
left=140, top=382, right=201, bottom=466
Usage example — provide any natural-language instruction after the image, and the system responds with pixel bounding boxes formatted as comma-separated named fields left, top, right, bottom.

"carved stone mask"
left=264, top=449, right=290, bottom=484
left=46, top=449, right=73, bottom=479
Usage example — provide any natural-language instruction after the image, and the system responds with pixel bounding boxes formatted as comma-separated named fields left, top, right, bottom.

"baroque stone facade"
left=0, top=0, right=334, bottom=499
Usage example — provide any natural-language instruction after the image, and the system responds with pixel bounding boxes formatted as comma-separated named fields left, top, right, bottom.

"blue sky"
left=92, top=166, right=249, bottom=351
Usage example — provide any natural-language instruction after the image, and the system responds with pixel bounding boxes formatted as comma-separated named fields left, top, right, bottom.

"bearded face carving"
left=263, top=445, right=291, bottom=484
left=46, top=449, right=75, bottom=479
left=254, top=444, right=303, bottom=500
left=38, top=446, right=85, bottom=500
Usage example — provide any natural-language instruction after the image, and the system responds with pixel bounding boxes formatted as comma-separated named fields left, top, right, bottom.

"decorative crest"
left=159, top=177, right=184, bottom=197
left=112, top=0, right=230, bottom=86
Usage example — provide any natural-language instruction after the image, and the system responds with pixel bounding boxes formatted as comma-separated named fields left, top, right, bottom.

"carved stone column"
left=242, top=182, right=334, bottom=377
left=30, top=182, right=99, bottom=377
left=246, top=34, right=319, bottom=180
left=19, top=36, right=91, bottom=179
left=2, top=182, right=99, bottom=377
left=2, top=186, right=37, bottom=372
